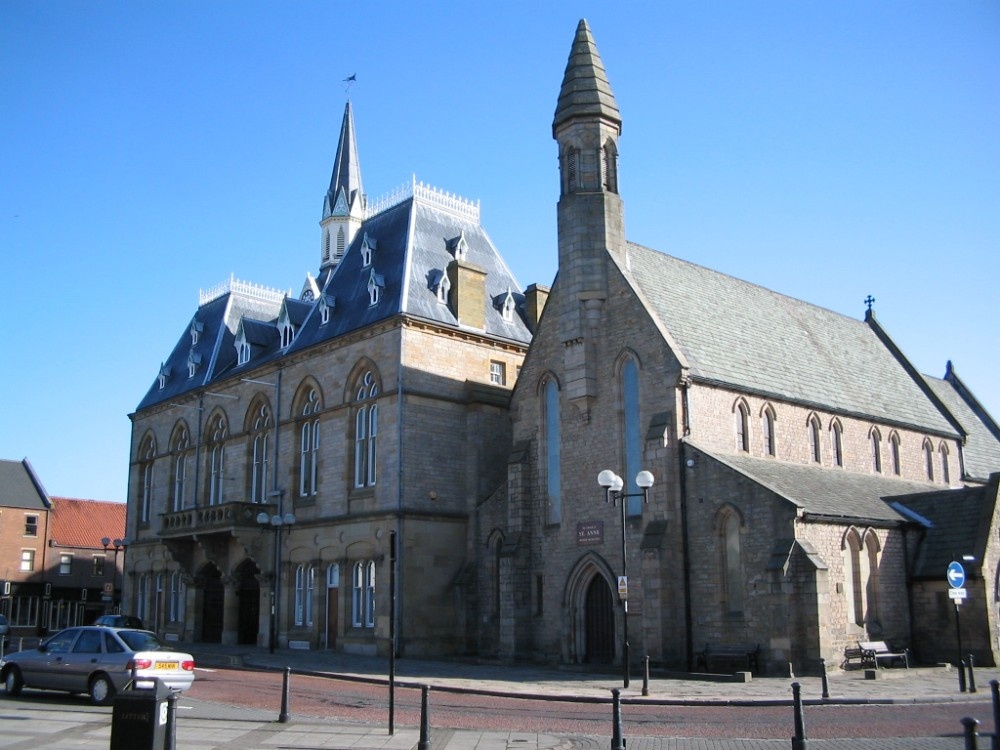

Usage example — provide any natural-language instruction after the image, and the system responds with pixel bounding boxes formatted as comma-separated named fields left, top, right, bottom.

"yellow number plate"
left=155, top=662, right=178, bottom=670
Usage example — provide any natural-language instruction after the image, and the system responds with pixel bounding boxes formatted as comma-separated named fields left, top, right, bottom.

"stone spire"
left=553, top=19, right=621, bottom=137
left=320, top=101, right=366, bottom=270
left=552, top=20, right=626, bottom=418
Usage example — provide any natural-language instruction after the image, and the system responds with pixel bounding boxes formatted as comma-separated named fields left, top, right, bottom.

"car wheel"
left=89, top=674, right=115, bottom=706
left=2, top=666, right=23, bottom=697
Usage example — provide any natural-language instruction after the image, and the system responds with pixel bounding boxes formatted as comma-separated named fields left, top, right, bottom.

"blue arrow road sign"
left=947, top=561, right=966, bottom=588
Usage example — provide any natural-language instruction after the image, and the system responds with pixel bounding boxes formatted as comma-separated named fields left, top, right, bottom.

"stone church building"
left=125, top=20, right=1000, bottom=673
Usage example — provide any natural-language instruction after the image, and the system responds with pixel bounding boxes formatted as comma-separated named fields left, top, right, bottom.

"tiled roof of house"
left=0, top=458, right=51, bottom=510
left=49, top=497, right=126, bottom=549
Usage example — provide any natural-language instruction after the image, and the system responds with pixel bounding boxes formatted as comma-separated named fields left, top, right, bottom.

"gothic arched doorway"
left=584, top=575, right=615, bottom=663
left=200, top=565, right=223, bottom=644
left=236, top=560, right=261, bottom=645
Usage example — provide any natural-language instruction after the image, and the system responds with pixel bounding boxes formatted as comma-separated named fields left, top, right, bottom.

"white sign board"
left=949, top=588, right=968, bottom=600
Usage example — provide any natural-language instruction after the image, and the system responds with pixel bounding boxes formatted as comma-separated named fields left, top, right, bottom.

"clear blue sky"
left=2, top=1, right=997, bottom=502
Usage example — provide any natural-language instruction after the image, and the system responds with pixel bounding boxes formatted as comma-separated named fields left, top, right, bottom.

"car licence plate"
left=155, top=661, right=179, bottom=670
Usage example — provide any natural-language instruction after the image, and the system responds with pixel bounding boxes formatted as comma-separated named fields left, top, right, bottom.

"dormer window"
left=435, top=271, right=451, bottom=304
left=190, top=320, right=203, bottom=346
left=235, top=329, right=251, bottom=366
left=187, top=351, right=202, bottom=379
left=501, top=288, right=516, bottom=323
left=319, top=295, right=335, bottom=325
left=449, top=231, right=469, bottom=261
left=367, top=269, right=385, bottom=306
left=360, top=232, right=377, bottom=266
left=158, top=364, right=170, bottom=390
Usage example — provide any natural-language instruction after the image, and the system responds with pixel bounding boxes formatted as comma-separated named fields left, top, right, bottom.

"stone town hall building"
left=126, top=21, right=1000, bottom=673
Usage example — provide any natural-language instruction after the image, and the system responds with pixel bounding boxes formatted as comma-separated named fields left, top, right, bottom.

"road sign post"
left=948, top=561, right=967, bottom=693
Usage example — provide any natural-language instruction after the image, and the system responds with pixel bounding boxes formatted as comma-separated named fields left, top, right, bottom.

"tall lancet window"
left=543, top=378, right=562, bottom=524
left=250, top=403, right=272, bottom=503
left=622, top=359, right=642, bottom=517
left=602, top=139, right=619, bottom=193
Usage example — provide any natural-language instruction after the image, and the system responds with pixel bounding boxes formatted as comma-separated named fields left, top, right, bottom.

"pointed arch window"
left=250, top=403, right=272, bottom=503
left=831, top=421, right=844, bottom=467
left=939, top=443, right=950, bottom=485
left=171, top=426, right=190, bottom=512
left=808, top=415, right=822, bottom=463
left=870, top=428, right=882, bottom=474
left=761, top=406, right=776, bottom=457
left=299, top=389, right=321, bottom=497
left=890, top=432, right=901, bottom=476
left=353, top=371, right=379, bottom=488
left=622, top=360, right=643, bottom=516
left=139, top=438, right=155, bottom=525
left=720, top=510, right=744, bottom=615
left=367, top=270, right=385, bottom=306
left=602, top=139, right=619, bottom=193
left=207, top=415, right=227, bottom=505
left=543, top=378, right=562, bottom=524
left=436, top=272, right=451, bottom=305
left=501, top=288, right=516, bottom=323
left=843, top=530, right=879, bottom=628
left=336, top=227, right=346, bottom=263
left=735, top=401, right=750, bottom=453
left=360, top=232, right=376, bottom=266
left=324, top=230, right=331, bottom=262
left=923, top=439, right=935, bottom=482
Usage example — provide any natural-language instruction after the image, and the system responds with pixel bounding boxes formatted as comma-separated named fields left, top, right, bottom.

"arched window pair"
left=733, top=400, right=776, bottom=458
left=299, top=389, right=321, bottom=497
left=843, top=529, right=880, bottom=628
left=354, top=371, right=378, bottom=488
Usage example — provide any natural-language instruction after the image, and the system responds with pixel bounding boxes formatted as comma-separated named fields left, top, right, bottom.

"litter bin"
left=110, top=677, right=172, bottom=750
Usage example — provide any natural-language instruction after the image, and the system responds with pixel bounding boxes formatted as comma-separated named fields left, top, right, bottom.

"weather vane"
left=344, top=74, right=356, bottom=97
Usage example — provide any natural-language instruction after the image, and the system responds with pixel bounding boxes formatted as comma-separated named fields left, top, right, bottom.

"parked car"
left=92, top=614, right=145, bottom=629
left=0, top=626, right=195, bottom=705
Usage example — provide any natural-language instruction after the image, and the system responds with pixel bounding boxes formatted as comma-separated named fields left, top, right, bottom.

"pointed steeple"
left=320, top=102, right=366, bottom=270
left=553, top=19, right=621, bottom=137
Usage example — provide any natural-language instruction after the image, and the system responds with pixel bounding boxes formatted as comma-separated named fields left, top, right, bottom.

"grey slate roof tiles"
left=923, top=373, right=1000, bottom=482
left=621, top=242, right=960, bottom=436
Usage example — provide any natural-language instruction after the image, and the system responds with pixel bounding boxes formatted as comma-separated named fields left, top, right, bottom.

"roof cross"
left=865, top=295, right=875, bottom=313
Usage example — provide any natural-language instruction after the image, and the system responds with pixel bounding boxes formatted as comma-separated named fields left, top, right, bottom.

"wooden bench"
left=695, top=642, right=761, bottom=674
left=842, top=645, right=866, bottom=669
left=858, top=640, right=909, bottom=669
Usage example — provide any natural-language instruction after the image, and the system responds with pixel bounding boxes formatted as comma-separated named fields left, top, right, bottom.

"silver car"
left=0, top=626, right=195, bottom=705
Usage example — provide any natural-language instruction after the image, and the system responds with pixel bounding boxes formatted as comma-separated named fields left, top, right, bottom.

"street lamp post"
left=597, top=469, right=655, bottom=689
left=257, top=510, right=295, bottom=653
left=100, top=537, right=130, bottom=613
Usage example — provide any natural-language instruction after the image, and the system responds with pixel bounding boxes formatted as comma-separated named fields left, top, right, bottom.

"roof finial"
left=865, top=295, right=875, bottom=313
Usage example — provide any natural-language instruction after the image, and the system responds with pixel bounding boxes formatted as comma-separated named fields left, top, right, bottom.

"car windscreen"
left=117, top=631, right=166, bottom=652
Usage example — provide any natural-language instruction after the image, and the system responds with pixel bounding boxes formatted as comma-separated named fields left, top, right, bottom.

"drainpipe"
left=678, top=382, right=694, bottom=671
left=396, top=329, right=405, bottom=655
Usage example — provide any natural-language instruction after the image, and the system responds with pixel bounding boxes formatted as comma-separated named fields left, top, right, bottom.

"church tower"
left=552, top=19, right=624, bottom=417
left=320, top=101, right=366, bottom=270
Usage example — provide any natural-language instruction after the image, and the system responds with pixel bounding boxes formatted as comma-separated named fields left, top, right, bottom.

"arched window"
left=171, top=425, right=190, bottom=512
left=870, top=428, right=882, bottom=474
left=295, top=565, right=315, bottom=626
left=761, top=406, right=776, bottom=457
left=353, top=371, right=379, bottom=488
left=351, top=560, right=376, bottom=628
left=207, top=414, right=227, bottom=505
left=168, top=571, right=186, bottom=623
left=336, top=227, right=346, bottom=262
left=721, top=511, right=743, bottom=615
left=543, top=378, right=562, bottom=524
left=622, top=360, right=642, bottom=516
left=889, top=432, right=901, bottom=476
left=735, top=401, right=750, bottom=453
left=939, top=443, right=950, bottom=485
left=299, top=389, right=321, bottom=497
left=564, top=146, right=579, bottom=194
left=831, top=421, right=844, bottom=467
left=808, top=415, right=822, bottom=464
left=602, top=139, right=618, bottom=193
left=323, top=230, right=331, bottom=262
left=250, top=403, right=272, bottom=503
left=139, top=437, right=155, bottom=524
left=843, top=531, right=864, bottom=627
left=923, top=439, right=935, bottom=482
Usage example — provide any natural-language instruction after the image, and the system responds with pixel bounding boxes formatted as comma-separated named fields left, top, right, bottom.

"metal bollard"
left=820, top=659, right=829, bottom=700
left=963, top=717, right=980, bottom=750
left=611, top=688, right=625, bottom=750
left=418, top=685, right=431, bottom=750
left=969, top=655, right=978, bottom=694
left=961, top=660, right=969, bottom=693
left=164, top=691, right=178, bottom=750
left=642, top=655, right=650, bottom=697
left=791, top=682, right=808, bottom=750
left=992, top=680, right=1000, bottom=750
left=279, top=666, right=291, bottom=723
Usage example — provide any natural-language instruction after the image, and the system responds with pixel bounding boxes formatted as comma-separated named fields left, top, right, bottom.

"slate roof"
left=136, top=185, right=531, bottom=411
left=621, top=242, right=959, bottom=436
left=49, top=497, right=127, bottom=549
left=889, top=481, right=997, bottom=580
left=692, top=443, right=939, bottom=523
left=0, top=458, right=50, bottom=510
left=923, top=367, right=1000, bottom=482
left=553, top=19, right=621, bottom=135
